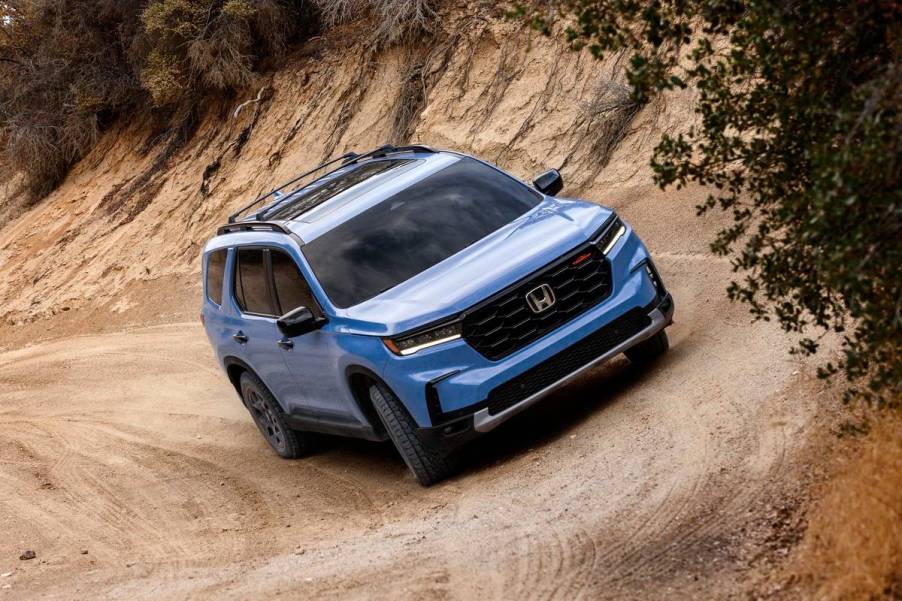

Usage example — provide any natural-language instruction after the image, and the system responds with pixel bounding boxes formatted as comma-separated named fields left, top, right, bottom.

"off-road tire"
left=625, top=330, right=669, bottom=365
left=240, top=372, right=310, bottom=459
left=369, top=382, right=456, bottom=486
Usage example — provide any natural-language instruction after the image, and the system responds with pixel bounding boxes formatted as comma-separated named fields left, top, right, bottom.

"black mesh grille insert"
left=461, top=245, right=613, bottom=360
left=486, top=308, right=651, bottom=415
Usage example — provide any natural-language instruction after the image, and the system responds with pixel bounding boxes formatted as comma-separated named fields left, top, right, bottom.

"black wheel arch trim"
left=223, top=356, right=254, bottom=393
left=344, top=365, right=394, bottom=438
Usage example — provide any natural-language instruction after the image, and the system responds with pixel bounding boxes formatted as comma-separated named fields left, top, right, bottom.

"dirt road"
left=0, top=234, right=820, bottom=599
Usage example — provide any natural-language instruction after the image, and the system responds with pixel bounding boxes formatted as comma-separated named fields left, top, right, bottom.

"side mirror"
left=532, top=168, right=563, bottom=196
left=277, top=306, right=326, bottom=338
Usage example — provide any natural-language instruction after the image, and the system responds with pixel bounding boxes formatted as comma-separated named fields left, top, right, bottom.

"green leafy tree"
left=521, top=0, right=900, bottom=405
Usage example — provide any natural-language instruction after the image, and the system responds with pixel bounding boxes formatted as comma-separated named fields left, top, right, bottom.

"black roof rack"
left=226, top=144, right=436, bottom=224
left=217, top=222, right=292, bottom=236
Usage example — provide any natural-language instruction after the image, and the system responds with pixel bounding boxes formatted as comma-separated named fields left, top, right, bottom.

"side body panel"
left=202, top=237, right=387, bottom=439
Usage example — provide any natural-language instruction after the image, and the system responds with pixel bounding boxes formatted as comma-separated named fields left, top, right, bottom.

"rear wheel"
left=240, top=372, right=310, bottom=459
left=625, top=330, right=669, bottom=365
left=369, top=382, right=456, bottom=486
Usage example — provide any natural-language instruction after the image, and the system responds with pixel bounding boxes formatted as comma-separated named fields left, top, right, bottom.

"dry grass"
left=789, top=414, right=902, bottom=599
left=313, top=0, right=437, bottom=47
left=0, top=0, right=142, bottom=196
left=142, top=0, right=302, bottom=104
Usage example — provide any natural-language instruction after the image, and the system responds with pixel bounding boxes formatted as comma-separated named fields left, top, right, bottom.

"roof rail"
left=226, top=144, right=437, bottom=224
left=369, top=144, right=435, bottom=157
left=227, top=151, right=358, bottom=223
left=217, top=222, right=292, bottom=236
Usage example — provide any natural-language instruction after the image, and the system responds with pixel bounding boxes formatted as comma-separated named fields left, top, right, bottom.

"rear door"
left=229, top=247, right=299, bottom=408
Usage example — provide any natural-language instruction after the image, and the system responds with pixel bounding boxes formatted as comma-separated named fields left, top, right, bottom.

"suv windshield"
left=303, top=157, right=543, bottom=308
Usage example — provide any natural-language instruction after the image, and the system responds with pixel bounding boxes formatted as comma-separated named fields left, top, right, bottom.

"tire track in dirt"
left=442, top=251, right=816, bottom=601
left=0, top=232, right=820, bottom=601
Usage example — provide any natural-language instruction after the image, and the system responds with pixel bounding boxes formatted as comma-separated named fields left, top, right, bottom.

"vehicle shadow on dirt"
left=460, top=354, right=670, bottom=476
left=312, top=352, right=675, bottom=484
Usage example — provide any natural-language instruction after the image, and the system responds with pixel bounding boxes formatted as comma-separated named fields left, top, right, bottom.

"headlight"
left=383, top=320, right=462, bottom=356
left=593, top=216, right=625, bottom=254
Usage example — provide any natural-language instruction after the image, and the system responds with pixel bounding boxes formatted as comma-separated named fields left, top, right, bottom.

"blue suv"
left=201, top=145, right=673, bottom=485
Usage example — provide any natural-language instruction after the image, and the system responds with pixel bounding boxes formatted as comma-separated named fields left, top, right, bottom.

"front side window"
left=206, top=249, right=226, bottom=305
left=302, top=157, right=543, bottom=308
left=271, top=250, right=321, bottom=317
left=234, top=248, right=275, bottom=315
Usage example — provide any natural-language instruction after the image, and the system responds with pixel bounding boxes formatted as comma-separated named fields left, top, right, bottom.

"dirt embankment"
left=0, top=15, right=692, bottom=341
left=0, top=12, right=870, bottom=601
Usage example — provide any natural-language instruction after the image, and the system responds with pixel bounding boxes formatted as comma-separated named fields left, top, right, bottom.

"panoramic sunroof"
left=261, top=159, right=414, bottom=222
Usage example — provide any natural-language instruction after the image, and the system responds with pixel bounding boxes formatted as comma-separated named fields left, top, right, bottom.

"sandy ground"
left=0, top=18, right=834, bottom=598
left=0, top=205, right=825, bottom=599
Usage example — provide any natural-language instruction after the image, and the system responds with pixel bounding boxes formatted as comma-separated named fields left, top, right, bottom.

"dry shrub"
left=0, top=0, right=143, bottom=196
left=141, top=49, right=186, bottom=107
left=313, top=0, right=437, bottom=47
left=141, top=0, right=310, bottom=105
left=579, top=79, right=640, bottom=165
left=557, top=76, right=642, bottom=190
left=0, top=0, right=317, bottom=201
left=314, top=0, right=359, bottom=27
left=792, top=415, right=902, bottom=598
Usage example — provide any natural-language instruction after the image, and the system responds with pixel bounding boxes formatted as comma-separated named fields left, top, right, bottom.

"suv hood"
left=335, top=198, right=612, bottom=335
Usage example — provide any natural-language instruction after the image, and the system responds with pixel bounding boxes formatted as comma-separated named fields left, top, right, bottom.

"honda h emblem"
left=525, top=284, right=556, bottom=314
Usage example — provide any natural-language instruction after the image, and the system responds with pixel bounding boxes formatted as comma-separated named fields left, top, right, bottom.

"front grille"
left=461, top=245, right=613, bottom=360
left=486, top=308, right=651, bottom=415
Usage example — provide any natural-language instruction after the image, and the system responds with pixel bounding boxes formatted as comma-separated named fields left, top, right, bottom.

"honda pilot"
left=201, top=145, right=674, bottom=485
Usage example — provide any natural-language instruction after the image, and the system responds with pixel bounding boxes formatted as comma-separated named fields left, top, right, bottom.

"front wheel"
left=625, top=330, right=669, bottom=365
left=369, top=383, right=457, bottom=486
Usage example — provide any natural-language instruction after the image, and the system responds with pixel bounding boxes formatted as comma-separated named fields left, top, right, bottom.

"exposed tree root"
left=471, top=25, right=530, bottom=130
left=98, top=106, right=200, bottom=225
left=493, top=48, right=563, bottom=163
left=559, top=72, right=643, bottom=191
left=200, top=86, right=274, bottom=196
left=388, top=33, right=457, bottom=143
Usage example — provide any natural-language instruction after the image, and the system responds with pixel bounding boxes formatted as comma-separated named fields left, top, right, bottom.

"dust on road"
left=0, top=248, right=818, bottom=600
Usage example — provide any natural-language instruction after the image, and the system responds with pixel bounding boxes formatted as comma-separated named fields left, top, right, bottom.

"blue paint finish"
left=381, top=227, right=657, bottom=425
left=201, top=149, right=671, bottom=438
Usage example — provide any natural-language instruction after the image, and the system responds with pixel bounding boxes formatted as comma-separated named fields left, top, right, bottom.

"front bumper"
left=415, top=291, right=674, bottom=450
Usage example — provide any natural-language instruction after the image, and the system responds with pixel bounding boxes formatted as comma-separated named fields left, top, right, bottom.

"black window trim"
left=268, top=247, right=325, bottom=317
left=231, top=244, right=323, bottom=319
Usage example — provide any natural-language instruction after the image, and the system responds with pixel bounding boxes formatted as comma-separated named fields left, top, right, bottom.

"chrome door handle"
left=233, top=331, right=248, bottom=344
left=277, top=338, right=294, bottom=350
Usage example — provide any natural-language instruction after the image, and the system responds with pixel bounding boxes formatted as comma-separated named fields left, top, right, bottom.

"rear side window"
left=271, top=250, right=321, bottom=317
left=206, top=249, right=226, bottom=305
left=234, top=249, right=275, bottom=315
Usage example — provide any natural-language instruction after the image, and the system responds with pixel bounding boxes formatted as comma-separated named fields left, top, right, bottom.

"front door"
left=267, top=249, right=348, bottom=419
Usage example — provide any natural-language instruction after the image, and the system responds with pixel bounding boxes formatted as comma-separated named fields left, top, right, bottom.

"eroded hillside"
left=0, top=14, right=694, bottom=337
